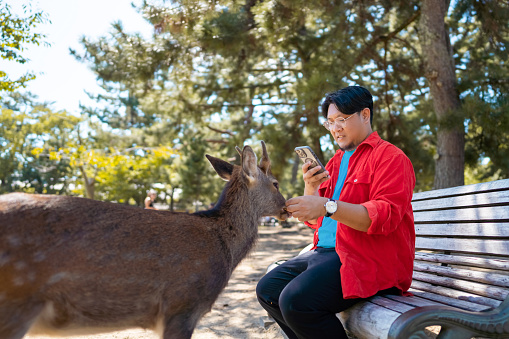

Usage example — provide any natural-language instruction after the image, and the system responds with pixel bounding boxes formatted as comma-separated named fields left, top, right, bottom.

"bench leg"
left=388, top=296, right=509, bottom=339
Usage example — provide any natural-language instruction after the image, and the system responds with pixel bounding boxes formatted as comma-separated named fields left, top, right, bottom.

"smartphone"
left=294, top=146, right=326, bottom=175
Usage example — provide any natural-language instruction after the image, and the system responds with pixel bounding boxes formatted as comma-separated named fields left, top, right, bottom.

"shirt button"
left=354, top=179, right=358, bottom=182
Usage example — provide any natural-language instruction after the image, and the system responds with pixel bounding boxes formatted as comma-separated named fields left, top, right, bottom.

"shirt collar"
left=361, top=131, right=381, bottom=148
left=335, top=131, right=381, bottom=155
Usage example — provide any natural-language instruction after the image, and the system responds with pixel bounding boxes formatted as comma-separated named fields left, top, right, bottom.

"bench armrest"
left=388, top=296, right=509, bottom=339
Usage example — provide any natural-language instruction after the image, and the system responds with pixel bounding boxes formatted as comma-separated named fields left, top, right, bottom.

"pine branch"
left=206, top=125, right=235, bottom=136
left=195, top=82, right=288, bottom=92
left=204, top=139, right=229, bottom=144
left=345, top=9, right=421, bottom=75
left=249, top=68, right=301, bottom=72
left=197, top=102, right=299, bottom=108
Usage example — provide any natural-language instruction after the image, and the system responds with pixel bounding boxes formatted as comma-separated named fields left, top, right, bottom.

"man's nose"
left=331, top=122, right=343, bottom=131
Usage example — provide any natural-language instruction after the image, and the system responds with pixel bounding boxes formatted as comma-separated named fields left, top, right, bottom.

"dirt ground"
left=27, top=224, right=314, bottom=339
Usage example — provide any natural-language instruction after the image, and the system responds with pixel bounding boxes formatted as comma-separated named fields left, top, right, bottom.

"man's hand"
left=286, top=196, right=328, bottom=222
left=303, top=162, right=329, bottom=196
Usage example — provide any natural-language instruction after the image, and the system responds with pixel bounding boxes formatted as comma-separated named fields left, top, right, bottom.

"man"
left=256, top=86, right=416, bottom=339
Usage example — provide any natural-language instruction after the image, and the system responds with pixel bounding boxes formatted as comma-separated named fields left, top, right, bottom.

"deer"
left=0, top=141, right=288, bottom=339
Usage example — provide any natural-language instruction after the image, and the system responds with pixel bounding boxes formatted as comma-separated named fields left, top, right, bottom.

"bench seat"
left=338, top=178, right=509, bottom=339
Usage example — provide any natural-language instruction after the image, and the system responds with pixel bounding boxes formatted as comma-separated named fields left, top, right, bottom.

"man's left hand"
left=285, top=196, right=328, bottom=222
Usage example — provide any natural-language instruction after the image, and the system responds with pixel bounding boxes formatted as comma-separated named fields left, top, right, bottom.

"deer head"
left=206, top=141, right=288, bottom=220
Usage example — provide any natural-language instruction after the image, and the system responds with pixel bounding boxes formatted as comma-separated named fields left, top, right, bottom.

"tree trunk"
left=169, top=187, right=175, bottom=211
left=418, top=0, right=465, bottom=189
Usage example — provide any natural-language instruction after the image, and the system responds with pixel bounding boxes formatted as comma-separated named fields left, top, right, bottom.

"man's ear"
left=361, top=108, right=371, bottom=124
left=206, top=154, right=234, bottom=181
left=241, top=145, right=258, bottom=181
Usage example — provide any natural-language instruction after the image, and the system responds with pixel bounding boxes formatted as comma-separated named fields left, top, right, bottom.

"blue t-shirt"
left=317, top=149, right=355, bottom=248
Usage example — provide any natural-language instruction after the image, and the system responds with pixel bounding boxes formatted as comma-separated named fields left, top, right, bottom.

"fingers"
left=303, top=163, right=329, bottom=188
left=285, top=196, right=324, bottom=222
left=285, top=197, right=300, bottom=209
left=303, top=162, right=329, bottom=177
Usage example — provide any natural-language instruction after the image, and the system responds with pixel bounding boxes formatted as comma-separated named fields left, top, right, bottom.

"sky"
left=1, top=0, right=153, bottom=114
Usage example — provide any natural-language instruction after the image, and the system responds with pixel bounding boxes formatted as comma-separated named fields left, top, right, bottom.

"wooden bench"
left=269, top=179, right=509, bottom=338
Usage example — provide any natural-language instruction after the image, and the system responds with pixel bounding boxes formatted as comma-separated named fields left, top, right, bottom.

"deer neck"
left=212, top=181, right=261, bottom=267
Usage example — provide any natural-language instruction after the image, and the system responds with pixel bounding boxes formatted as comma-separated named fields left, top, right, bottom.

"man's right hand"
left=303, top=162, right=330, bottom=196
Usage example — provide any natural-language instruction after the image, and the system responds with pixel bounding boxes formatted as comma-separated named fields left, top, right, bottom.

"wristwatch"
left=324, top=198, right=338, bottom=218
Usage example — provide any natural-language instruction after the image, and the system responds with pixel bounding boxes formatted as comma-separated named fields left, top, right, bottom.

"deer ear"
left=235, top=146, right=242, bottom=156
left=259, top=140, right=271, bottom=175
left=241, top=145, right=258, bottom=181
left=206, top=154, right=234, bottom=181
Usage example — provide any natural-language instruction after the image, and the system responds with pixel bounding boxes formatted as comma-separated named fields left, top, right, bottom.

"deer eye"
left=273, top=182, right=279, bottom=190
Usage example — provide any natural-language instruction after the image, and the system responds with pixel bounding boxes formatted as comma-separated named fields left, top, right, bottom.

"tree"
left=0, top=3, right=47, bottom=95
left=418, top=0, right=464, bottom=188
left=0, top=93, right=80, bottom=194
left=42, top=125, right=179, bottom=206
left=177, top=133, right=225, bottom=211
left=452, top=0, right=509, bottom=184
left=70, top=145, right=177, bottom=205
left=130, top=0, right=436, bottom=193
left=75, top=0, right=508, bottom=195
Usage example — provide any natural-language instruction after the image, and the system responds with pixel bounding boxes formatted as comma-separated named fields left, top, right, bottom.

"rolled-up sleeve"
left=363, top=154, right=415, bottom=235
left=304, top=217, right=321, bottom=230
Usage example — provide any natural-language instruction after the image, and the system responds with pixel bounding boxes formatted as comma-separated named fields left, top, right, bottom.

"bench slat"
left=338, top=301, right=401, bottom=339
left=412, top=271, right=509, bottom=301
left=384, top=294, right=445, bottom=308
left=414, top=252, right=509, bottom=271
left=414, top=205, right=509, bottom=223
left=412, top=190, right=509, bottom=211
left=410, top=280, right=501, bottom=308
left=413, top=262, right=509, bottom=288
left=415, top=223, right=509, bottom=238
left=412, top=179, right=509, bottom=201
left=407, top=288, right=490, bottom=312
left=415, top=237, right=509, bottom=256
left=370, top=296, right=414, bottom=314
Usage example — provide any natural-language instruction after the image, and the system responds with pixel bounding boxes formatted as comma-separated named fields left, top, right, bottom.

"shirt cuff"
left=362, top=201, right=380, bottom=235
left=304, top=217, right=322, bottom=229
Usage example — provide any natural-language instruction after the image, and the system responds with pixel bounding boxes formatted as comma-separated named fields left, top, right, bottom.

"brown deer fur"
left=0, top=141, right=288, bottom=339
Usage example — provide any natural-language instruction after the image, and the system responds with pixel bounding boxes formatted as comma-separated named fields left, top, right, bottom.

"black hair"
left=320, top=86, right=373, bottom=125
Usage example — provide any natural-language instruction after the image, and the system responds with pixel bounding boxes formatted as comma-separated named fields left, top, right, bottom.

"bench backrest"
left=411, top=178, right=509, bottom=309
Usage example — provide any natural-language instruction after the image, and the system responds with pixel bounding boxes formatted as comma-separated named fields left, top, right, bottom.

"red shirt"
left=306, top=132, right=416, bottom=299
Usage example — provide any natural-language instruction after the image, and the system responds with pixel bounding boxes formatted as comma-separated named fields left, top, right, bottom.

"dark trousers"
left=256, top=247, right=398, bottom=339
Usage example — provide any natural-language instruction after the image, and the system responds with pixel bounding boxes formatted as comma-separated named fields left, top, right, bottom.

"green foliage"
left=0, top=93, right=79, bottom=194
left=177, top=133, right=225, bottom=210
left=0, top=3, right=47, bottom=94
left=1, top=0, right=507, bottom=205
left=68, top=145, right=178, bottom=206
left=464, top=94, right=509, bottom=182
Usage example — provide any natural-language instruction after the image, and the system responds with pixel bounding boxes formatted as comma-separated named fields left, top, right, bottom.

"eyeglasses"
left=323, top=113, right=357, bottom=131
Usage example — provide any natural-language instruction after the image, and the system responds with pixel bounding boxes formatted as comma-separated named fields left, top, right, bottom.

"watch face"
left=326, top=201, right=337, bottom=213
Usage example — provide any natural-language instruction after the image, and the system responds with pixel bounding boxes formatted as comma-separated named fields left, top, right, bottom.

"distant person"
left=144, top=190, right=158, bottom=210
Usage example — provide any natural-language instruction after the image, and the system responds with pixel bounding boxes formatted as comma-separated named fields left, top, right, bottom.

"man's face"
left=327, top=105, right=369, bottom=152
